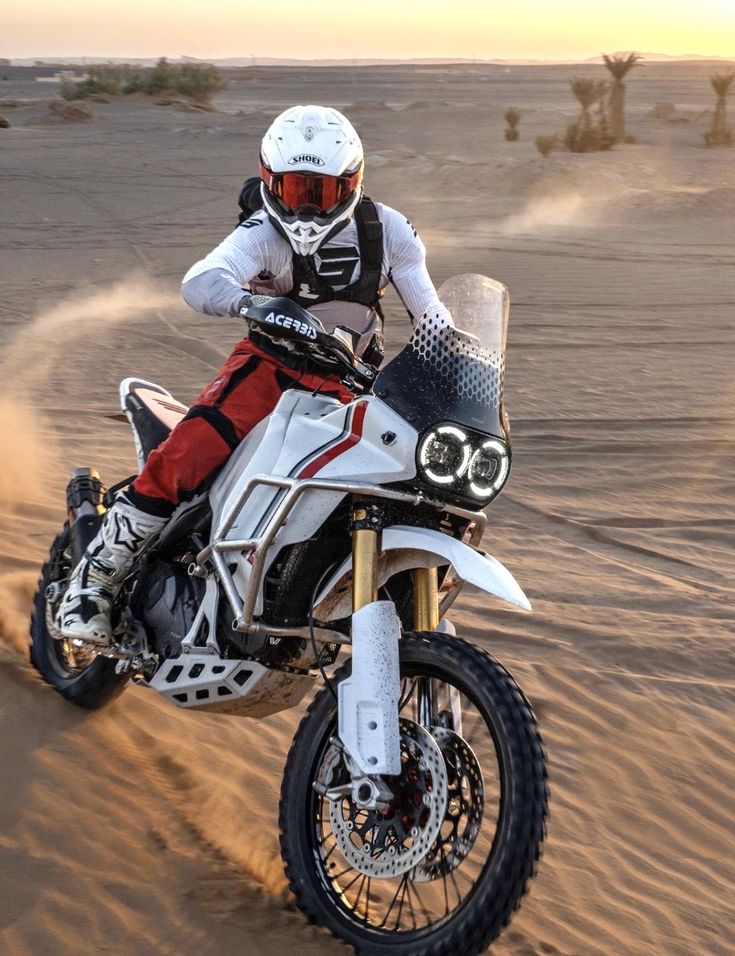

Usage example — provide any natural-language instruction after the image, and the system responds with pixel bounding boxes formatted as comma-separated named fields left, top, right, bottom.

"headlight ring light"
left=417, top=424, right=509, bottom=503
left=468, top=438, right=510, bottom=498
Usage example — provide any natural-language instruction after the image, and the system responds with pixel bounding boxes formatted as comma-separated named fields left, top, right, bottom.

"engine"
left=138, top=553, right=341, bottom=671
left=139, top=563, right=205, bottom=659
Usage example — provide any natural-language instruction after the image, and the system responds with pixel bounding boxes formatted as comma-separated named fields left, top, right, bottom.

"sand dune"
left=0, top=63, right=733, bottom=954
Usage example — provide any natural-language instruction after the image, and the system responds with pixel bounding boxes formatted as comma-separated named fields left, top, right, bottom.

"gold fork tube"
left=352, top=509, right=378, bottom=612
left=413, top=567, right=439, bottom=631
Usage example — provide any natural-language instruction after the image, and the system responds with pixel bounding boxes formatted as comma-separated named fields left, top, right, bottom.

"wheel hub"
left=326, top=718, right=448, bottom=878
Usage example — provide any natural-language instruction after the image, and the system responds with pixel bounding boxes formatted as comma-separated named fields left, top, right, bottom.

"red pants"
left=129, top=338, right=352, bottom=515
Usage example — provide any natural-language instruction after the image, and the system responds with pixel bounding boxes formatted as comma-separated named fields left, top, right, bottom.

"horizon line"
left=6, top=52, right=735, bottom=66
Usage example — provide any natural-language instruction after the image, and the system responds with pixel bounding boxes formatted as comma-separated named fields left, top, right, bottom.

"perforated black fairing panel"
left=374, top=319, right=507, bottom=438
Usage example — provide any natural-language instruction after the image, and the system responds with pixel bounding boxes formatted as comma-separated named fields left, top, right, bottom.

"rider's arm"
left=181, top=214, right=283, bottom=316
left=382, top=208, right=454, bottom=328
left=182, top=269, right=250, bottom=316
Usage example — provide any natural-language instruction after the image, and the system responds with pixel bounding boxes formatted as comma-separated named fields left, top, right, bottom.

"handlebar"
left=242, top=296, right=377, bottom=391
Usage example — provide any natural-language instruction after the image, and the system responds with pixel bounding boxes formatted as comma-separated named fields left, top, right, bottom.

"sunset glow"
left=4, top=0, right=734, bottom=60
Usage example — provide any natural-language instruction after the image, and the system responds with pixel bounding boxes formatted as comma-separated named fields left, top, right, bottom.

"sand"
left=0, top=62, right=733, bottom=955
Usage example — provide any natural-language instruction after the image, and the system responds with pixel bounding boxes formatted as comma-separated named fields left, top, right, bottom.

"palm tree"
left=571, top=78, right=607, bottom=116
left=705, top=72, right=734, bottom=146
left=566, top=78, right=611, bottom=151
left=603, top=52, right=642, bottom=142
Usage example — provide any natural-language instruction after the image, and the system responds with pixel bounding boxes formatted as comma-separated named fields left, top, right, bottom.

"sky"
left=4, top=0, right=734, bottom=60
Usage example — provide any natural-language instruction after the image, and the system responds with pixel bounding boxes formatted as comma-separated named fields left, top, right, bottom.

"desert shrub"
left=534, top=134, right=557, bottom=158
left=59, top=58, right=226, bottom=105
left=174, top=63, right=226, bottom=102
left=124, top=57, right=174, bottom=95
left=563, top=120, right=614, bottom=153
left=85, top=65, right=125, bottom=95
left=504, top=107, right=521, bottom=142
left=60, top=74, right=83, bottom=101
left=60, top=65, right=125, bottom=100
left=0, top=116, right=9, bottom=129
left=705, top=128, right=733, bottom=147
left=124, top=58, right=226, bottom=104
left=648, top=102, right=690, bottom=124
left=49, top=99, right=94, bottom=122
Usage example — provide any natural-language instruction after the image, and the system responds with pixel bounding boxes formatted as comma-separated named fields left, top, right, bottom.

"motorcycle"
left=31, top=273, right=548, bottom=955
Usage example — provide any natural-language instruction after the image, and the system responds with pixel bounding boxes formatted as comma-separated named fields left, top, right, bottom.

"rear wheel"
left=279, top=630, right=548, bottom=955
left=30, top=527, right=128, bottom=709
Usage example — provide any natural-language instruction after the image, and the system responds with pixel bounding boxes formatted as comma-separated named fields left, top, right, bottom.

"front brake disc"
left=411, top=726, right=484, bottom=882
left=326, top=718, right=448, bottom=878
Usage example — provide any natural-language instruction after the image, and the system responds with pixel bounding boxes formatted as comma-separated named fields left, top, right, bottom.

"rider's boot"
left=57, top=493, right=167, bottom=646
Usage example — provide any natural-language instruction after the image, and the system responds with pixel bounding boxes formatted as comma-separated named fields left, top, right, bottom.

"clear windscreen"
left=374, top=274, right=510, bottom=439
left=437, top=274, right=508, bottom=363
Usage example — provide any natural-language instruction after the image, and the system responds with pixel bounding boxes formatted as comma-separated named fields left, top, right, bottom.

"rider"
left=59, top=104, right=453, bottom=645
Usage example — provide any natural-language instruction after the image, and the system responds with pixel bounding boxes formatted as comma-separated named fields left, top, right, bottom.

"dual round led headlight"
left=417, top=423, right=510, bottom=503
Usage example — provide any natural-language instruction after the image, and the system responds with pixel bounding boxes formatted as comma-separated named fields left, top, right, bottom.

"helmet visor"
left=260, top=161, right=363, bottom=214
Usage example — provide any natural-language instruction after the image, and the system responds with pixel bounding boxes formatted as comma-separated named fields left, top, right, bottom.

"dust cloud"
left=0, top=275, right=181, bottom=653
left=0, top=274, right=180, bottom=391
left=498, top=188, right=598, bottom=235
left=0, top=572, right=38, bottom=655
left=0, top=275, right=179, bottom=506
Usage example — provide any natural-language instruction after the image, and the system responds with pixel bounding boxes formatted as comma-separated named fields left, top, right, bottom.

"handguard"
left=240, top=295, right=327, bottom=343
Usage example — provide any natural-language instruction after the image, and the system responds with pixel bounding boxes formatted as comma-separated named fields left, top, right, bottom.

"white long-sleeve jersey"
left=181, top=201, right=449, bottom=351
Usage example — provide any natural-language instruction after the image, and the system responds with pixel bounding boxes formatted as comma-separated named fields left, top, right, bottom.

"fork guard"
left=314, top=524, right=532, bottom=619
left=338, top=600, right=402, bottom=776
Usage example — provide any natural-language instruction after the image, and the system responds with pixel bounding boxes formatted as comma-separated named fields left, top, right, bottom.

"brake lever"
left=353, top=357, right=376, bottom=382
left=307, top=343, right=373, bottom=393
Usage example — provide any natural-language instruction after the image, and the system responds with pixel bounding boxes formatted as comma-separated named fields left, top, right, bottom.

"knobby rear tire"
left=29, top=527, right=129, bottom=709
left=279, top=629, right=548, bottom=956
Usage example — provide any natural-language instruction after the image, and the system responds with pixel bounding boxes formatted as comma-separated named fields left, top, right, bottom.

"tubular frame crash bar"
left=195, top=474, right=487, bottom=634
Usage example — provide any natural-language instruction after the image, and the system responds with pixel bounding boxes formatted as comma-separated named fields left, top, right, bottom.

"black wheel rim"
left=307, top=658, right=507, bottom=938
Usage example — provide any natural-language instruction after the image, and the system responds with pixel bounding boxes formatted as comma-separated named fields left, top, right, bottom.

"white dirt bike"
left=31, top=274, right=547, bottom=956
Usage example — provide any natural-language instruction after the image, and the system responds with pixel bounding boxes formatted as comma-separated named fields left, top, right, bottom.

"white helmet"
left=260, top=105, right=364, bottom=256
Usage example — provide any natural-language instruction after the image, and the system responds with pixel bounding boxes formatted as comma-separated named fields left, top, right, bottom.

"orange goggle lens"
left=260, top=161, right=362, bottom=213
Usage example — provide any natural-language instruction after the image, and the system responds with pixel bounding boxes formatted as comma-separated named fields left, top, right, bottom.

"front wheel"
left=279, top=630, right=548, bottom=956
left=30, top=527, right=128, bottom=709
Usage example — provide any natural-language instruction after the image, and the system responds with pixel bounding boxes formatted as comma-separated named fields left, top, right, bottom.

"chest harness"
left=287, top=196, right=384, bottom=318
left=244, top=194, right=386, bottom=370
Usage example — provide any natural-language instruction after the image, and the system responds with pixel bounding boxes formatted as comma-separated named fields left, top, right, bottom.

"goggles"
left=260, top=160, right=363, bottom=214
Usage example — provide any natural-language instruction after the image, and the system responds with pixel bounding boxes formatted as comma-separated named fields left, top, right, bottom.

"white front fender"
left=314, top=524, right=531, bottom=619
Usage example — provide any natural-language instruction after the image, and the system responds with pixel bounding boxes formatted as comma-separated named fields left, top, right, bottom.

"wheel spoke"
left=352, top=872, right=368, bottom=914
left=313, top=703, right=497, bottom=932
left=403, top=877, right=419, bottom=930
left=408, top=877, right=433, bottom=926
left=293, top=641, right=547, bottom=944
left=394, top=873, right=411, bottom=930
left=440, top=844, right=451, bottom=916
left=321, top=838, right=339, bottom=864
left=340, top=868, right=365, bottom=894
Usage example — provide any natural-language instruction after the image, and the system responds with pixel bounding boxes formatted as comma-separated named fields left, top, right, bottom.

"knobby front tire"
left=279, top=629, right=548, bottom=956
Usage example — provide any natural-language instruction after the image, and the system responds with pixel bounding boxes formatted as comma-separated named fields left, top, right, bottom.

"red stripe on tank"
left=297, top=401, right=369, bottom=479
